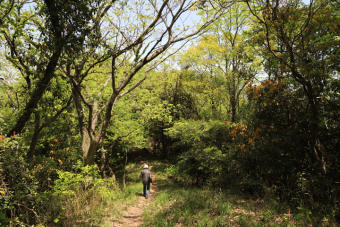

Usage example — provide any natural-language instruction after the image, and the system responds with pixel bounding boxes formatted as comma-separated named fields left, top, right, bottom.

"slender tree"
left=181, top=2, right=259, bottom=122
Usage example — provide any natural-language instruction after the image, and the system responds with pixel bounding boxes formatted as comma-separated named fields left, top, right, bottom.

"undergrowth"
left=143, top=162, right=337, bottom=227
left=52, top=161, right=142, bottom=226
left=46, top=160, right=338, bottom=226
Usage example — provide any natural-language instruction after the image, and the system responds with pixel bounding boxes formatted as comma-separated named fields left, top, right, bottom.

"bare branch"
left=118, top=72, right=149, bottom=98
left=112, top=0, right=170, bottom=57
left=98, top=75, right=112, bottom=97
left=71, top=78, right=92, bottom=108
left=79, top=53, right=112, bottom=84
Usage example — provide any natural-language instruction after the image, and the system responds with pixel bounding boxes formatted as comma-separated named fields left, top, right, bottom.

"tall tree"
left=66, top=0, right=235, bottom=165
left=2, top=0, right=102, bottom=137
left=180, top=37, right=229, bottom=120
left=245, top=0, right=340, bottom=173
left=213, top=2, right=260, bottom=122
left=181, top=2, right=260, bottom=122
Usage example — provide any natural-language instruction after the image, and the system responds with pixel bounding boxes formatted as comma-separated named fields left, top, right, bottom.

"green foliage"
left=165, top=120, right=231, bottom=185
left=52, top=161, right=122, bottom=226
left=53, top=161, right=104, bottom=197
left=0, top=136, right=55, bottom=225
left=37, top=160, right=153, bottom=226
left=182, top=2, right=259, bottom=122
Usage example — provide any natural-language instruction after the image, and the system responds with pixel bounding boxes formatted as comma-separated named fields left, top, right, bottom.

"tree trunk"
left=308, top=95, right=327, bottom=174
left=81, top=128, right=100, bottom=165
left=100, top=146, right=107, bottom=177
left=7, top=49, right=62, bottom=137
left=230, top=94, right=237, bottom=122
left=28, top=112, right=41, bottom=158
left=122, top=147, right=128, bottom=189
left=230, top=77, right=237, bottom=123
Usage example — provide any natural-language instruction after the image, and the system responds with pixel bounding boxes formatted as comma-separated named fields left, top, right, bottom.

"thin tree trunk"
left=122, top=147, right=128, bottom=189
left=230, top=94, right=237, bottom=122
left=28, top=112, right=41, bottom=159
left=308, top=96, right=326, bottom=174
left=100, top=145, right=107, bottom=177
left=230, top=74, right=237, bottom=122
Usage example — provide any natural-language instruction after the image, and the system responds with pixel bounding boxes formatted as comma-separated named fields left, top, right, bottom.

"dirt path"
left=107, top=175, right=157, bottom=227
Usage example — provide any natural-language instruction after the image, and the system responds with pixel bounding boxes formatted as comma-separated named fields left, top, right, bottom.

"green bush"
left=51, top=161, right=119, bottom=225
left=165, top=120, right=231, bottom=185
left=53, top=160, right=105, bottom=197
left=0, top=136, right=54, bottom=226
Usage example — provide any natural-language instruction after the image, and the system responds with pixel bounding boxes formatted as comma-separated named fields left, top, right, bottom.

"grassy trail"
left=108, top=169, right=158, bottom=227
left=94, top=161, right=331, bottom=226
left=97, top=163, right=159, bottom=227
left=141, top=162, right=318, bottom=227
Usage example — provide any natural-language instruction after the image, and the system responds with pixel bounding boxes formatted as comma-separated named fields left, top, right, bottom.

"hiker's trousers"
left=143, top=182, right=150, bottom=198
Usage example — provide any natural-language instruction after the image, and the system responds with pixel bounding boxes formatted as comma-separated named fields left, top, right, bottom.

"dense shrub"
left=164, top=78, right=339, bottom=223
left=52, top=161, right=118, bottom=225
left=0, top=136, right=56, bottom=226
left=165, top=120, right=233, bottom=185
left=246, top=79, right=340, bottom=221
left=0, top=136, right=118, bottom=226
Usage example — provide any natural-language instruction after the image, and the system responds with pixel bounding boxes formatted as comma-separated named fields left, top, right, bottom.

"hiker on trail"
left=140, top=164, right=152, bottom=198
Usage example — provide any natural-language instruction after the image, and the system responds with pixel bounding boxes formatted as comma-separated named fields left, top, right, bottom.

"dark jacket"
left=140, top=169, right=152, bottom=184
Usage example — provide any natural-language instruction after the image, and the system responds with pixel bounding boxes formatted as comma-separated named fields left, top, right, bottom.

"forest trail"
left=106, top=171, right=157, bottom=227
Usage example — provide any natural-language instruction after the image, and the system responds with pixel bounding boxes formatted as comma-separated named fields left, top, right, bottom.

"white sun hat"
left=143, top=164, right=148, bottom=169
